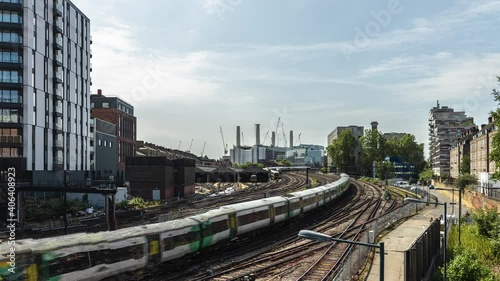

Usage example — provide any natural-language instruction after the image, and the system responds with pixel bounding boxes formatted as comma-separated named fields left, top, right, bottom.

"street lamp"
left=435, top=187, right=461, bottom=245
left=298, top=230, right=385, bottom=281
left=404, top=198, right=447, bottom=281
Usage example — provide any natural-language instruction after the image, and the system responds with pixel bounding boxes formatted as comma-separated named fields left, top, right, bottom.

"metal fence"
left=332, top=202, right=426, bottom=280
left=404, top=219, right=441, bottom=281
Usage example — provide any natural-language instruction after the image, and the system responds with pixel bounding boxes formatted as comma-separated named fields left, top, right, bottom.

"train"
left=0, top=174, right=350, bottom=281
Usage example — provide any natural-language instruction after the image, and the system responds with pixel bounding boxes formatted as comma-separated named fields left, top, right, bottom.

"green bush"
left=445, top=248, right=496, bottom=281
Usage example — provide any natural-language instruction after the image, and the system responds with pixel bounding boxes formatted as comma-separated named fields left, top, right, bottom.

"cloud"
left=375, top=53, right=500, bottom=106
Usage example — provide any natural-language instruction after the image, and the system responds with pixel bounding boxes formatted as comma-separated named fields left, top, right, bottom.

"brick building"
left=90, top=89, right=136, bottom=184
left=449, top=128, right=478, bottom=179
left=470, top=117, right=497, bottom=179
left=125, top=157, right=195, bottom=200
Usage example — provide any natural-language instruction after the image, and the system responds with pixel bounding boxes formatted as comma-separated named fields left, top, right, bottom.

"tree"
left=360, top=129, right=387, bottom=174
left=327, top=130, right=359, bottom=173
left=398, top=134, right=426, bottom=173
left=490, top=78, right=500, bottom=180
left=455, top=173, right=478, bottom=193
left=459, top=155, right=471, bottom=175
left=374, top=161, right=394, bottom=185
left=419, top=169, right=433, bottom=185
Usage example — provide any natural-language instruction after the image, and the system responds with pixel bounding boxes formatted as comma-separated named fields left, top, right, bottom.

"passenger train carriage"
left=0, top=174, right=350, bottom=281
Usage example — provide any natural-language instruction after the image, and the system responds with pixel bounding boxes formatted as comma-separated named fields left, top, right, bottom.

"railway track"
left=145, top=180, right=391, bottom=281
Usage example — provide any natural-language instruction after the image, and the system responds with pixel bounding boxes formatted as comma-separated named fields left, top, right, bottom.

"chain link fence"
left=332, top=202, right=426, bottom=280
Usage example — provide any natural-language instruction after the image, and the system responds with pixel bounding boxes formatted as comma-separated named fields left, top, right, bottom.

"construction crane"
left=220, top=127, right=228, bottom=155
left=262, top=131, right=270, bottom=145
left=200, top=141, right=206, bottom=157
left=282, top=124, right=287, bottom=147
left=275, top=117, right=281, bottom=146
left=188, top=139, right=194, bottom=152
left=295, top=133, right=302, bottom=146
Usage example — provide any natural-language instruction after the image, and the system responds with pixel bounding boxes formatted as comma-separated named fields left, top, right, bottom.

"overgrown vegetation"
left=439, top=207, right=500, bottom=281
left=26, top=197, right=90, bottom=220
left=359, top=177, right=381, bottom=185
left=116, top=197, right=162, bottom=210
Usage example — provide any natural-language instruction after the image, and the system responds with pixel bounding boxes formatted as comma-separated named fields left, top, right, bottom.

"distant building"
left=285, top=144, right=325, bottom=167
left=449, top=127, right=477, bottom=179
left=90, top=118, right=117, bottom=181
left=470, top=116, right=497, bottom=179
left=383, top=132, right=406, bottom=140
left=382, top=156, right=417, bottom=180
left=428, top=101, right=474, bottom=177
left=91, top=89, right=137, bottom=184
left=327, top=125, right=364, bottom=170
left=125, top=157, right=195, bottom=200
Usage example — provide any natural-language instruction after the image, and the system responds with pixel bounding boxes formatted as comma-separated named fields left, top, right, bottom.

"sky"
left=71, top=0, right=500, bottom=159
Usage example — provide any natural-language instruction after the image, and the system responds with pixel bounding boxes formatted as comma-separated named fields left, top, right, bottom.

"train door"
left=228, top=213, right=237, bottom=238
left=147, top=235, right=162, bottom=266
left=269, top=205, right=275, bottom=225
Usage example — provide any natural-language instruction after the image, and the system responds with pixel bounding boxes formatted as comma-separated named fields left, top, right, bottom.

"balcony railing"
left=55, top=70, right=63, bottom=83
left=54, top=139, right=63, bottom=147
left=54, top=157, right=63, bottom=165
left=55, top=18, right=63, bottom=33
left=54, top=105, right=62, bottom=114
left=55, top=34, right=63, bottom=49
left=55, top=123, right=63, bottom=131
left=55, top=3, right=63, bottom=16
left=55, top=86, right=63, bottom=99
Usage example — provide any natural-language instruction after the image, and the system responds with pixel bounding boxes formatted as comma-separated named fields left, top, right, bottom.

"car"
left=429, top=184, right=435, bottom=189
left=74, top=210, right=86, bottom=217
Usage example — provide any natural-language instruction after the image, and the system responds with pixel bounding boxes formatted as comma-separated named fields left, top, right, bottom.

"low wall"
left=433, top=182, right=500, bottom=210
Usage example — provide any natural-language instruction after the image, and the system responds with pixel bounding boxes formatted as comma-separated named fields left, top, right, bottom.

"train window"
left=303, top=197, right=317, bottom=206
left=47, top=252, right=91, bottom=277
left=89, top=244, right=144, bottom=267
left=238, top=210, right=269, bottom=226
left=290, top=201, right=301, bottom=210
left=274, top=205, right=288, bottom=216
left=163, top=231, right=200, bottom=251
left=211, top=220, right=229, bottom=233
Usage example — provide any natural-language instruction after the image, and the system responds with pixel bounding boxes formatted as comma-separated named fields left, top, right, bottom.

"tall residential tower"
left=428, top=101, right=474, bottom=177
left=0, top=0, right=92, bottom=183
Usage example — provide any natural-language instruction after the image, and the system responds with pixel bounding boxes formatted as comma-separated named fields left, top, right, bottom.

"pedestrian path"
left=366, top=204, right=446, bottom=281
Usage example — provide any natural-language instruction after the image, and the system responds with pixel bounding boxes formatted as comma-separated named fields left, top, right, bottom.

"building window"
left=102, top=102, right=109, bottom=108
left=104, top=140, right=107, bottom=147
left=0, top=109, right=19, bottom=123
left=98, top=139, right=101, bottom=146
left=0, top=10, right=22, bottom=23
left=0, top=70, right=21, bottom=83
left=109, top=141, right=112, bottom=148
left=0, top=90, right=21, bottom=103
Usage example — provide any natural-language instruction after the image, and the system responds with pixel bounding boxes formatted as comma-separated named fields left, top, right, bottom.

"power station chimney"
left=371, top=121, right=378, bottom=131
left=271, top=131, right=276, bottom=147
left=290, top=130, right=293, bottom=148
left=236, top=126, right=241, bottom=147
left=255, top=124, right=260, bottom=146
